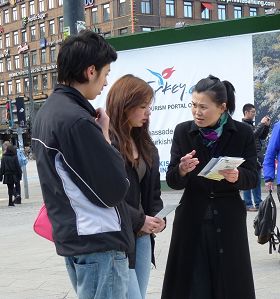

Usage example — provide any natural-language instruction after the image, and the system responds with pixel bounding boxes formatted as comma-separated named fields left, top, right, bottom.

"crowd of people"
left=1, top=29, right=276, bottom=298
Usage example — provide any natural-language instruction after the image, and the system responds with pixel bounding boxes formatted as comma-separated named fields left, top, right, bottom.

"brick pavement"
left=0, top=160, right=279, bottom=299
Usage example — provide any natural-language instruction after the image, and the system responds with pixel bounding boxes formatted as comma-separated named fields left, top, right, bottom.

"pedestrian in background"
left=242, top=103, right=270, bottom=211
left=0, top=142, right=22, bottom=207
left=106, top=74, right=165, bottom=299
left=32, top=30, right=134, bottom=299
left=263, top=120, right=280, bottom=202
left=162, top=75, right=258, bottom=299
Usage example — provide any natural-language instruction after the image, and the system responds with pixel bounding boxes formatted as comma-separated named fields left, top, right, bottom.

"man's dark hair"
left=242, top=103, right=255, bottom=115
left=57, top=30, right=117, bottom=85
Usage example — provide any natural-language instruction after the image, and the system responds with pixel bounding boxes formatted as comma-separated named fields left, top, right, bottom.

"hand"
left=265, top=181, right=274, bottom=191
left=140, top=216, right=165, bottom=234
left=219, top=168, right=239, bottom=183
left=261, top=116, right=271, bottom=126
left=95, top=108, right=110, bottom=143
left=178, top=150, right=199, bottom=176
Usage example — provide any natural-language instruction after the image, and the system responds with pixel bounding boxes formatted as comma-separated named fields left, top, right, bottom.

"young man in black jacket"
left=32, top=30, right=134, bottom=299
left=242, top=103, right=270, bottom=211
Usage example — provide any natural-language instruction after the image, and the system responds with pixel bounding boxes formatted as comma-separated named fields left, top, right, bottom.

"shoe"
left=8, top=203, right=15, bottom=207
left=14, top=195, right=21, bottom=204
left=247, top=207, right=258, bottom=212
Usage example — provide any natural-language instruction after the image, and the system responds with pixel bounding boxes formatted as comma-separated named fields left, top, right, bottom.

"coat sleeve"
left=62, top=118, right=130, bottom=208
left=234, top=126, right=259, bottom=190
left=166, top=124, right=191, bottom=190
left=263, top=122, right=280, bottom=182
left=254, top=122, right=268, bottom=139
left=0, top=158, right=4, bottom=181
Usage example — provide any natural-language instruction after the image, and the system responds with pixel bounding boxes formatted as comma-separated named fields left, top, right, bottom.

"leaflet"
left=155, top=204, right=180, bottom=219
left=198, top=156, right=245, bottom=181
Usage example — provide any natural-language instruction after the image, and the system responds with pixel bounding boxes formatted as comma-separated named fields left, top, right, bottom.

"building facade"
left=0, top=0, right=279, bottom=142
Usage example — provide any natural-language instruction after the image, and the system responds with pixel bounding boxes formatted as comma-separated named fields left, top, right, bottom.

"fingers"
left=219, top=169, right=239, bottom=183
left=179, top=151, right=199, bottom=175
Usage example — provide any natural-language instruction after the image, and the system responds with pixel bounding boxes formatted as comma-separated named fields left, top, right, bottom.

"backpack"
left=17, top=148, right=28, bottom=167
left=253, top=190, right=280, bottom=253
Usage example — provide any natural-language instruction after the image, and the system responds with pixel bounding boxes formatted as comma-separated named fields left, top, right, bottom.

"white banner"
left=93, top=34, right=254, bottom=180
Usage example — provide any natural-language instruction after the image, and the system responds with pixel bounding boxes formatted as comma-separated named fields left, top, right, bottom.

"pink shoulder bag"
left=33, top=204, right=54, bottom=242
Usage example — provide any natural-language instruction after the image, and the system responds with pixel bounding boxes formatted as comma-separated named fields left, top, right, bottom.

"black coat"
left=162, top=116, right=258, bottom=299
left=0, top=152, right=22, bottom=184
left=123, top=146, right=163, bottom=268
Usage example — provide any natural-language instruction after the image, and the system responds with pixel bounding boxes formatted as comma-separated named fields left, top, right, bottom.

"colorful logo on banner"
left=147, top=67, right=193, bottom=101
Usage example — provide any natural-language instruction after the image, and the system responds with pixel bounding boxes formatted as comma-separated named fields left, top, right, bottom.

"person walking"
left=161, top=75, right=258, bottom=299
left=106, top=74, right=165, bottom=299
left=263, top=120, right=280, bottom=202
left=32, top=30, right=134, bottom=299
left=0, top=142, right=22, bottom=207
left=242, top=103, right=270, bottom=211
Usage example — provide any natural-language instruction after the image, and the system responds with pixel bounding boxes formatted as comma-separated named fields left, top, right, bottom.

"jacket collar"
left=53, top=84, right=97, bottom=118
left=188, top=114, right=238, bottom=134
left=242, top=118, right=254, bottom=126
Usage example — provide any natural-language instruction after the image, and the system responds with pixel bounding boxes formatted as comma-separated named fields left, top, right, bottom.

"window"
left=218, top=4, right=226, bottom=20
left=92, top=7, right=98, bottom=23
left=48, top=0, right=54, bottom=9
left=103, top=4, right=110, bottom=22
left=51, top=72, right=57, bottom=88
left=21, top=4, right=26, bottom=18
left=31, top=50, right=37, bottom=65
left=12, top=7, right=18, bottom=21
left=119, top=0, right=126, bottom=16
left=4, top=10, right=9, bottom=23
left=13, top=31, right=19, bottom=45
left=16, top=79, right=21, bottom=94
left=58, top=0, right=63, bottom=6
left=5, top=33, right=10, bottom=47
left=183, top=1, right=192, bottom=18
left=6, top=58, right=11, bottom=71
left=23, top=53, right=28, bottom=68
left=42, top=73, right=48, bottom=90
left=0, top=60, right=3, bottom=72
left=33, top=76, right=38, bottom=92
left=141, top=0, right=151, bottom=14
left=39, top=0, right=45, bottom=12
left=39, top=23, right=45, bottom=38
left=49, top=20, right=55, bottom=35
left=41, top=48, right=46, bottom=64
left=234, top=6, right=242, bottom=19
left=0, top=82, right=4, bottom=96
left=30, top=25, right=36, bottom=41
left=166, top=0, right=175, bottom=17
left=201, top=6, right=210, bottom=19
left=103, top=32, right=111, bottom=38
left=249, top=7, right=257, bottom=16
left=50, top=46, right=56, bottom=63
left=24, top=78, right=29, bottom=93
left=14, top=55, right=20, bottom=69
left=142, top=27, right=153, bottom=32
left=119, top=27, right=128, bottom=35
left=30, top=1, right=35, bottom=15
left=0, top=37, right=2, bottom=49
left=58, top=17, right=64, bottom=33
left=21, top=30, right=27, bottom=43
left=8, top=81, right=12, bottom=95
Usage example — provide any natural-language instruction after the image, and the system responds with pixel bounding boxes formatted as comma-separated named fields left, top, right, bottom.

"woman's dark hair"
left=57, top=30, right=117, bottom=85
left=193, top=75, right=236, bottom=115
left=5, top=143, right=16, bottom=155
left=106, top=74, right=154, bottom=167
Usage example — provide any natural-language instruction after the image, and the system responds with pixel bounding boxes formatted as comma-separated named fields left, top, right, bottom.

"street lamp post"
left=27, top=51, right=34, bottom=128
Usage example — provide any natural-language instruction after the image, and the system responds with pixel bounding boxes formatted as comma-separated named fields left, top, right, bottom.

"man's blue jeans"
left=243, top=169, right=262, bottom=208
left=128, top=234, right=151, bottom=299
left=65, top=250, right=129, bottom=299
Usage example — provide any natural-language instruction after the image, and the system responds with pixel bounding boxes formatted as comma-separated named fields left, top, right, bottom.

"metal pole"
left=17, top=127, right=29, bottom=199
left=63, top=0, right=85, bottom=36
left=27, top=52, right=34, bottom=128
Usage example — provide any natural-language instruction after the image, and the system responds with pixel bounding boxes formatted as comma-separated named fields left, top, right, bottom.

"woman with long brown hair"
left=106, top=74, right=165, bottom=299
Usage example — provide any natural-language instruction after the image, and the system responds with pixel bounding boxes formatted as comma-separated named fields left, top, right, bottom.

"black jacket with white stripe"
left=32, top=84, right=134, bottom=257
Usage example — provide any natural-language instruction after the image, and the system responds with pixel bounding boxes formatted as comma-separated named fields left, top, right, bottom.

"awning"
left=201, top=2, right=214, bottom=11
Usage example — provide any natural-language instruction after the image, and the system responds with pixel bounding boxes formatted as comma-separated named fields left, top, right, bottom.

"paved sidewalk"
left=0, top=160, right=280, bottom=298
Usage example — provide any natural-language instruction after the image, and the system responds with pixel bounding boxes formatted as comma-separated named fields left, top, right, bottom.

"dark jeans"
left=277, top=185, right=280, bottom=203
left=14, top=181, right=21, bottom=197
